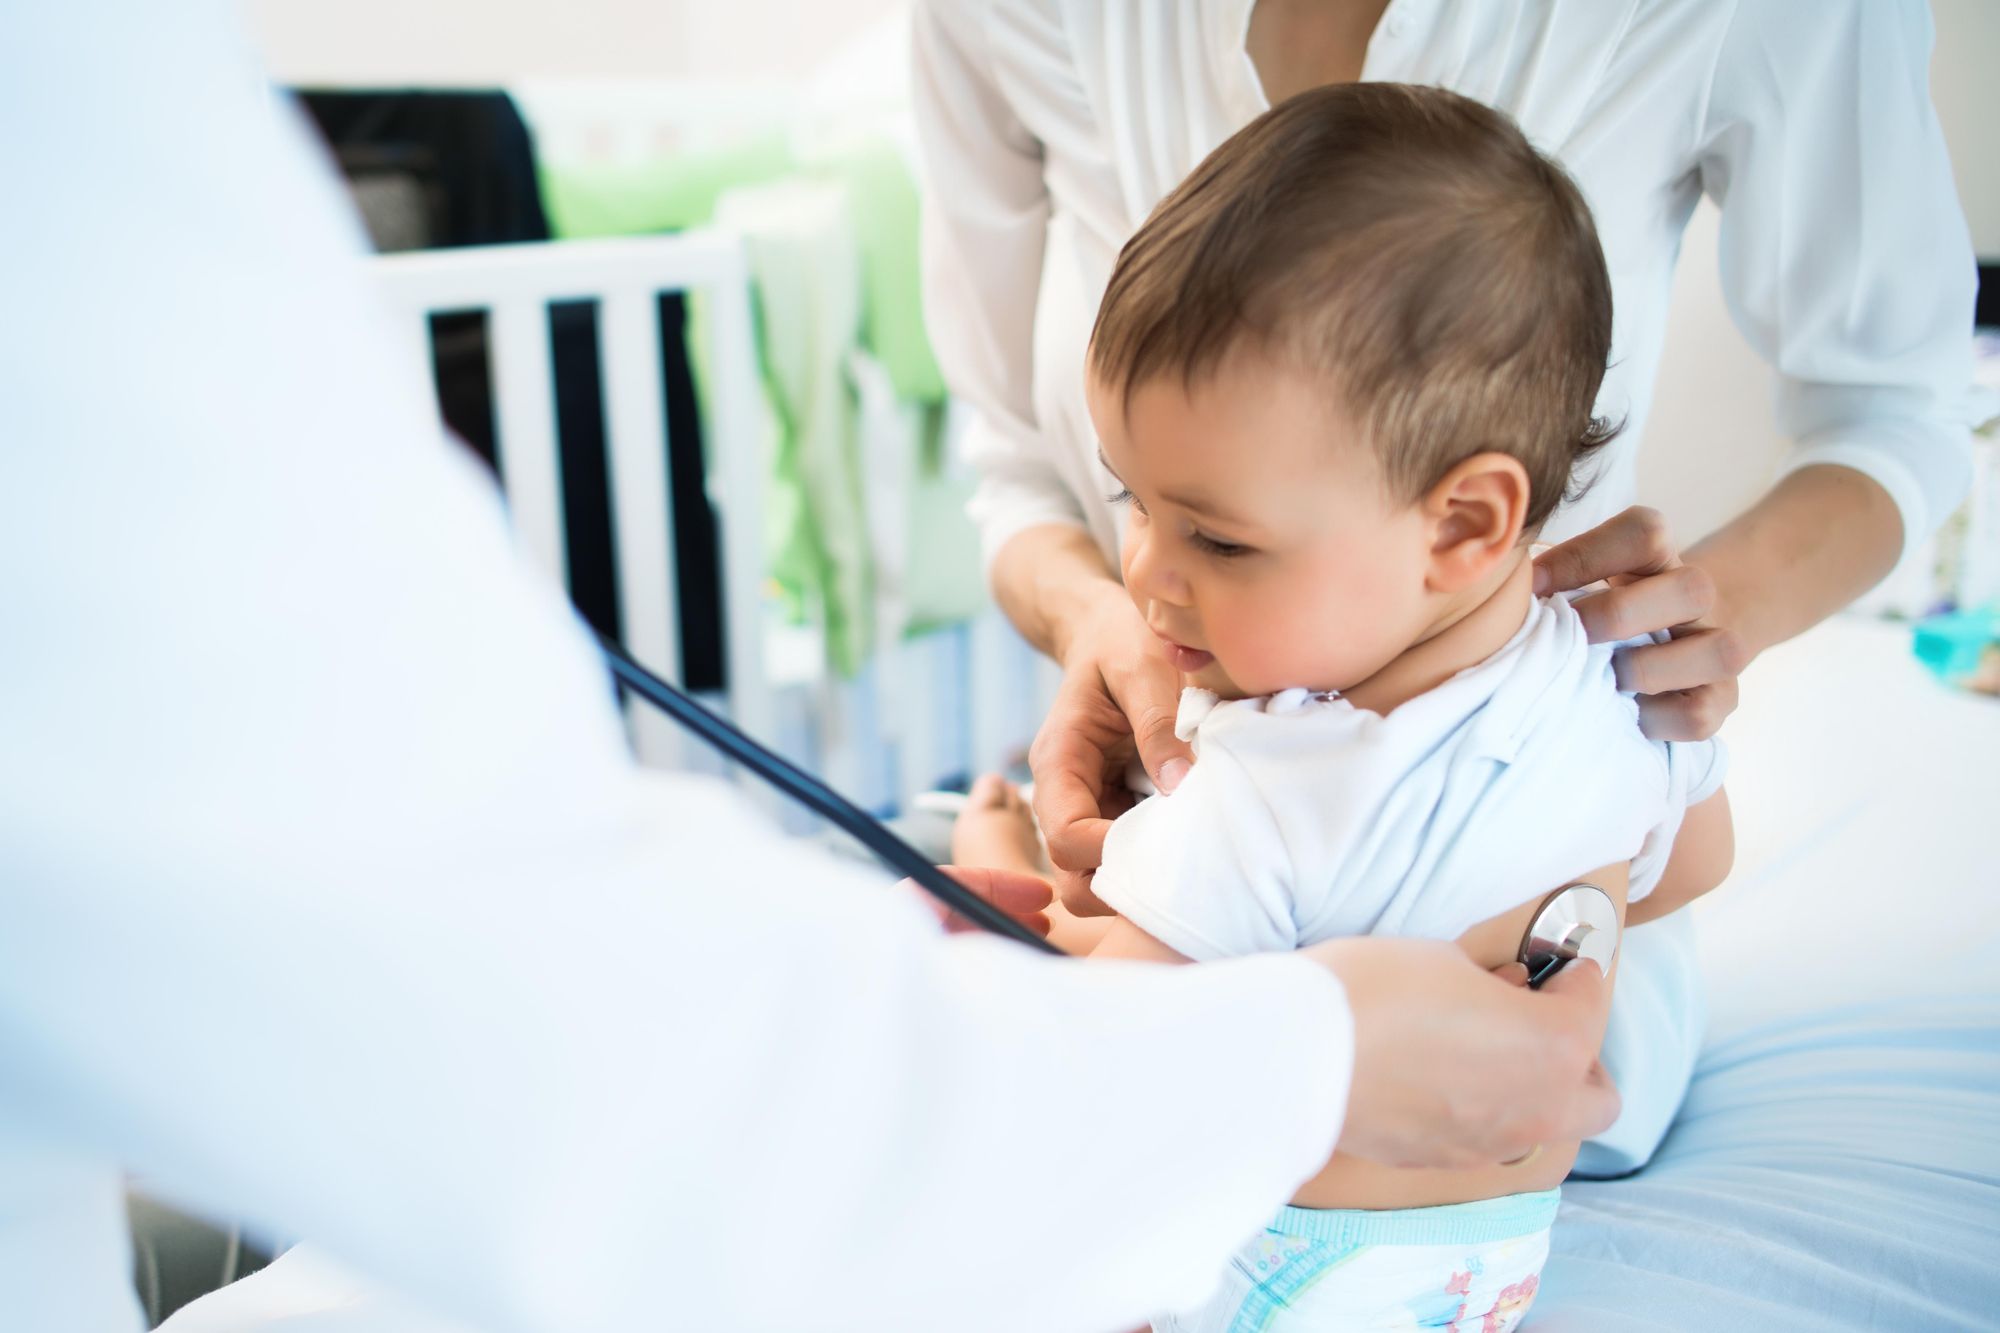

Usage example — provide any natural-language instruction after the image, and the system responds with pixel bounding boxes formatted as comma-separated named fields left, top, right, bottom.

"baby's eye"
left=1106, top=487, right=1149, bottom=516
left=1190, top=530, right=1251, bottom=559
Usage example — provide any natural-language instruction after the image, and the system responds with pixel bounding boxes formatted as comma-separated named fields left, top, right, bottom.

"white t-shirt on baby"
left=1091, top=595, right=1726, bottom=961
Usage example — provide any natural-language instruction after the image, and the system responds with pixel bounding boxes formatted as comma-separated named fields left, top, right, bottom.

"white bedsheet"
left=1538, top=616, right=2000, bottom=1329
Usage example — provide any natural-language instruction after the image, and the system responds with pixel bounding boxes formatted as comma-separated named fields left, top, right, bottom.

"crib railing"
left=371, top=232, right=770, bottom=770
left=369, top=232, right=1053, bottom=811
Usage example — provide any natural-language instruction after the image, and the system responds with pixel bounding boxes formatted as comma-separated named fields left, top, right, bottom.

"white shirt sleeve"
left=0, top=7, right=1355, bottom=1332
left=1092, top=729, right=1300, bottom=962
left=1697, top=0, right=1987, bottom=559
left=911, top=0, right=1091, bottom=568
left=1626, top=736, right=1730, bottom=903
left=1678, top=736, right=1731, bottom=809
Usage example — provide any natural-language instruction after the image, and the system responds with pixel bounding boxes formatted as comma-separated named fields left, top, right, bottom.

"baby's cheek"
left=1213, top=607, right=1319, bottom=694
left=1223, top=592, right=1387, bottom=694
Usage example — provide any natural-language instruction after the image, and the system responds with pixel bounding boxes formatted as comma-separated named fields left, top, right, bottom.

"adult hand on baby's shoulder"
left=1030, top=590, right=1194, bottom=917
left=1309, top=938, right=1620, bottom=1170
left=1533, top=506, right=1750, bottom=742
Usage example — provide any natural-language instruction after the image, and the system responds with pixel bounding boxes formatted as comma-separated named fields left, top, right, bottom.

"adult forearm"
left=990, top=523, right=1126, bottom=662
left=1686, top=464, right=1904, bottom=659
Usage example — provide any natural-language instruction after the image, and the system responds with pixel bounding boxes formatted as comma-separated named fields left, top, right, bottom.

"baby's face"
left=1087, top=355, right=1438, bottom=699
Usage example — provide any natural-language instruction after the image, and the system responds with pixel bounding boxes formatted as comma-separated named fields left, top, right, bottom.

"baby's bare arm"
left=1089, top=917, right=1193, bottom=964
left=1625, top=788, right=1734, bottom=927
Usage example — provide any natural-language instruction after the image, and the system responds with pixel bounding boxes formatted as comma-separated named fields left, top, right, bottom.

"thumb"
left=1532, top=536, right=1594, bottom=598
left=1525, top=960, right=1620, bottom=1140
left=1537, top=956, right=1607, bottom=1002
left=1132, top=700, right=1194, bottom=794
left=1532, top=958, right=1612, bottom=1045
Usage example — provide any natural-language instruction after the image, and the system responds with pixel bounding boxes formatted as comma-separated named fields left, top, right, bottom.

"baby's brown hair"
left=1089, top=82, right=1617, bottom=533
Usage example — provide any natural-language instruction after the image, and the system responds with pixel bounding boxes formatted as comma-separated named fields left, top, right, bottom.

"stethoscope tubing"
left=599, top=635, right=1066, bottom=955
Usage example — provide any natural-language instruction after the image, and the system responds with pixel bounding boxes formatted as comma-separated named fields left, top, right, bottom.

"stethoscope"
left=602, top=637, right=1062, bottom=955
left=601, top=638, right=1619, bottom=979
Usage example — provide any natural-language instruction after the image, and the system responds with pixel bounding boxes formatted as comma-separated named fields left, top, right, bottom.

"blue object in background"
left=1912, top=606, right=1998, bottom=681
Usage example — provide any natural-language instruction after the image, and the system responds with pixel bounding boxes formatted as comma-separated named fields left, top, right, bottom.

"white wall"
left=244, top=0, right=901, bottom=85
left=1932, top=0, right=2000, bottom=259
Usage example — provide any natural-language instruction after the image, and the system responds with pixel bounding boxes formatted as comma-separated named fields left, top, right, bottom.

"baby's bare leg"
left=951, top=776, right=1113, bottom=955
left=950, top=775, right=1047, bottom=876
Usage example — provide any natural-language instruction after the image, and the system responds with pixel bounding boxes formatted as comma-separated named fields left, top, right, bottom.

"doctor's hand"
left=1031, top=585, right=1193, bottom=918
left=1307, top=938, right=1619, bottom=1169
left=1534, top=506, right=1749, bottom=741
left=910, top=865, right=1053, bottom=938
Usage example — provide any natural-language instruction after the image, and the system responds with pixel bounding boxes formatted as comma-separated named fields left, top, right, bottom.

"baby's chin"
left=1186, top=659, right=1252, bottom=699
left=1190, top=656, right=1353, bottom=701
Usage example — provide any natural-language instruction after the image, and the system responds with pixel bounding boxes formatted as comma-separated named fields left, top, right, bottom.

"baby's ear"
left=1420, top=453, right=1531, bottom=593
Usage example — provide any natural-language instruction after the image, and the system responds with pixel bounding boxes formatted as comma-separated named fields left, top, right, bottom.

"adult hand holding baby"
left=1534, top=505, right=1749, bottom=741
left=1030, top=578, right=1193, bottom=918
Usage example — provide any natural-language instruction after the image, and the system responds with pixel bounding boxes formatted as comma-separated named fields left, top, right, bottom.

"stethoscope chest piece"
left=1518, top=884, right=1619, bottom=988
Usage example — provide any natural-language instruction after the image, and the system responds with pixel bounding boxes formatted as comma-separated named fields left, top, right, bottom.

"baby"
left=955, top=83, right=1733, bottom=1331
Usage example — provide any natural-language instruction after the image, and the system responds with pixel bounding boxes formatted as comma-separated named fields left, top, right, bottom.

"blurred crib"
left=369, top=232, right=1055, bottom=818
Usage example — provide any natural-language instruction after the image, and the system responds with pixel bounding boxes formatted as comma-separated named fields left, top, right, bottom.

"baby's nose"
left=1124, top=533, right=1190, bottom=606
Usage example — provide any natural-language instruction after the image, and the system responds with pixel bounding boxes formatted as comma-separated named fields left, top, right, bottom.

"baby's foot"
left=950, top=774, right=1048, bottom=876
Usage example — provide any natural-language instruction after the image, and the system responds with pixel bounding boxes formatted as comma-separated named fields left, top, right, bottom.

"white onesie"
left=1091, top=594, right=1725, bottom=960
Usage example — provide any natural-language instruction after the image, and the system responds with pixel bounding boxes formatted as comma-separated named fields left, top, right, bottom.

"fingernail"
left=1157, top=758, right=1190, bottom=793
left=1532, top=565, right=1552, bottom=596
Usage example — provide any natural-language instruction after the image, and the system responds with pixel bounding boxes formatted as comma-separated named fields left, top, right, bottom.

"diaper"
left=1152, top=1190, right=1559, bottom=1333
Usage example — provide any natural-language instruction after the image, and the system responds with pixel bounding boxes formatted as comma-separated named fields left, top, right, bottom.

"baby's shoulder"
left=1471, top=599, right=1676, bottom=798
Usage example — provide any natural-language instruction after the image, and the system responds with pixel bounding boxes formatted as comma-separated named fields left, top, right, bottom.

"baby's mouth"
left=1153, top=631, right=1215, bottom=674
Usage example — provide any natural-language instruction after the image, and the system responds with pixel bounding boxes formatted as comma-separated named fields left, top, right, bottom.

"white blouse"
left=913, top=0, right=1986, bottom=571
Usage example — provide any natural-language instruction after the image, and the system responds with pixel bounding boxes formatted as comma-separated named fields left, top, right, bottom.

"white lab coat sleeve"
left=1696, top=0, right=1987, bottom=560
left=0, top=5, right=1354, bottom=1331
left=911, top=0, right=1091, bottom=570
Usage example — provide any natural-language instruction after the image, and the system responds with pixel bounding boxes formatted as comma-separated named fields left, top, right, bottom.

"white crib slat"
left=487, top=300, right=567, bottom=585
left=896, top=631, right=947, bottom=800
left=970, top=610, right=1026, bottom=776
left=368, top=235, right=978, bottom=803
left=598, top=286, right=684, bottom=768
left=934, top=624, right=973, bottom=788
left=703, top=261, right=776, bottom=752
